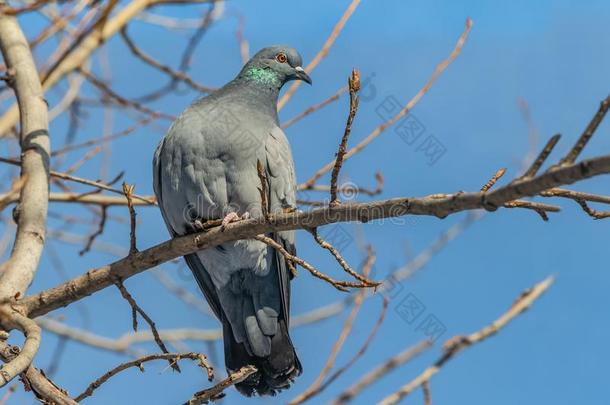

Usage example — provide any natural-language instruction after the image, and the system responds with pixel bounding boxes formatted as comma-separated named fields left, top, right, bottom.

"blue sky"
left=5, top=0, right=610, bottom=404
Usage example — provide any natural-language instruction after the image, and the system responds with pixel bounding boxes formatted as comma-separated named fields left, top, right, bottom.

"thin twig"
left=376, top=276, right=554, bottom=405
left=115, top=281, right=179, bottom=372
left=331, top=340, right=433, bottom=405
left=74, top=352, right=214, bottom=402
left=122, top=182, right=139, bottom=254
left=254, top=235, right=373, bottom=292
left=309, top=228, right=379, bottom=287
left=317, top=297, right=389, bottom=396
left=289, top=250, right=375, bottom=405
left=0, top=156, right=156, bottom=204
left=559, top=94, right=610, bottom=166
left=182, top=365, right=258, bottom=405
left=79, top=206, right=108, bottom=255
left=480, top=168, right=506, bottom=192
left=330, top=69, right=361, bottom=206
left=517, top=134, right=561, bottom=180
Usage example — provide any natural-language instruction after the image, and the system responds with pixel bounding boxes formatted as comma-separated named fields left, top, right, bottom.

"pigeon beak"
left=294, top=66, right=312, bottom=85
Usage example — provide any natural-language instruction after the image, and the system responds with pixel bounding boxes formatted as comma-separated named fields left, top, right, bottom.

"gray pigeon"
left=153, top=46, right=311, bottom=396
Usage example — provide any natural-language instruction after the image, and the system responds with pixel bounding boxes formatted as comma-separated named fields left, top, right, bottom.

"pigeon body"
left=153, top=46, right=311, bottom=396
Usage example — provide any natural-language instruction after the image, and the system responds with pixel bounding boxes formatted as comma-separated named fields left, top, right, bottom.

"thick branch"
left=18, top=153, right=610, bottom=318
left=0, top=1, right=50, bottom=300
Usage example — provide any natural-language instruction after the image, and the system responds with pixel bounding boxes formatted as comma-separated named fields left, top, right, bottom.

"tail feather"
left=224, top=316, right=301, bottom=396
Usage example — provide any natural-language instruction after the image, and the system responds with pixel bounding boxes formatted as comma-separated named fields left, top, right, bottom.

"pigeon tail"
left=223, top=315, right=302, bottom=396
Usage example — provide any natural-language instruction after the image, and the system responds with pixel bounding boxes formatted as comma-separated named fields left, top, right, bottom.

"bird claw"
left=220, top=212, right=250, bottom=231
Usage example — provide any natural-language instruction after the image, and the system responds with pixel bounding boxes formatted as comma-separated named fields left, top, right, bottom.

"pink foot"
left=221, top=212, right=239, bottom=229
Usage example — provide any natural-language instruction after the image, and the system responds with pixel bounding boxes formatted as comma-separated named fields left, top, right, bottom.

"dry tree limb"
left=0, top=4, right=50, bottom=387
left=331, top=340, right=433, bottom=405
left=289, top=250, right=375, bottom=405
left=115, top=281, right=179, bottom=372
left=0, top=192, right=156, bottom=207
left=254, top=235, right=372, bottom=292
left=330, top=69, right=361, bottom=207
left=37, top=317, right=222, bottom=354
left=0, top=156, right=156, bottom=204
left=302, top=18, right=473, bottom=189
left=278, top=0, right=361, bottom=110
left=74, top=352, right=214, bottom=402
left=0, top=308, right=41, bottom=388
left=0, top=0, right=50, bottom=301
left=122, top=182, right=139, bottom=254
left=282, top=86, right=348, bottom=129
left=0, top=341, right=77, bottom=405
left=376, top=276, right=554, bottom=405
left=182, top=365, right=258, bottom=405
left=18, top=149, right=610, bottom=319
left=309, top=228, right=379, bottom=287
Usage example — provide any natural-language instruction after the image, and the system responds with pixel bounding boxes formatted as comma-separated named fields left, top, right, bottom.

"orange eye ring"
left=276, top=53, right=287, bottom=63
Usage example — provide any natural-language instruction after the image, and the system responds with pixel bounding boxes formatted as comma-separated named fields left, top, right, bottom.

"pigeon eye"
left=276, top=53, right=287, bottom=63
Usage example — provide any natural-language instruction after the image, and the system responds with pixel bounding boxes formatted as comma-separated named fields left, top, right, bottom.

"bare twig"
left=376, top=276, right=554, bottom=405
left=317, top=297, right=389, bottom=397
left=122, top=182, right=139, bottom=254
left=0, top=156, right=156, bottom=204
left=540, top=187, right=610, bottom=219
left=309, top=229, right=379, bottom=287
left=0, top=192, right=155, bottom=207
left=330, top=69, right=361, bottom=206
left=331, top=340, right=433, bottom=405
left=559, top=94, right=610, bottom=165
left=120, top=26, right=214, bottom=93
left=79, top=205, right=108, bottom=255
left=422, top=381, right=432, bottom=405
left=480, top=168, right=506, bottom=192
left=517, top=134, right=561, bottom=180
left=182, top=365, right=258, bottom=405
left=254, top=235, right=373, bottom=292
left=289, top=250, right=374, bottom=405
left=115, top=281, right=179, bottom=372
left=74, top=352, right=214, bottom=402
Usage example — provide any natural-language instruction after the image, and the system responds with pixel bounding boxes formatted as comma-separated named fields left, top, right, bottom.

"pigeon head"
left=239, top=46, right=312, bottom=88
